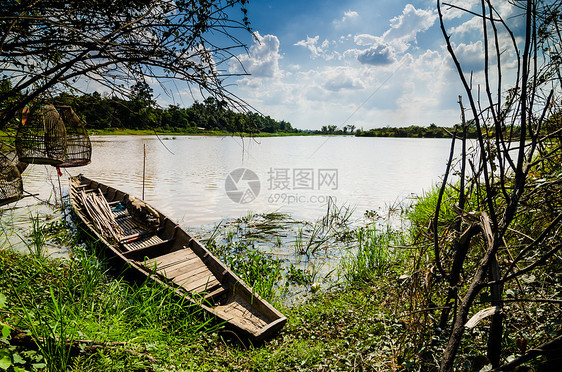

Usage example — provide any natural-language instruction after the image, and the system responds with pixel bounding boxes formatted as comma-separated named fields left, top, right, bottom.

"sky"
left=158, top=0, right=526, bottom=131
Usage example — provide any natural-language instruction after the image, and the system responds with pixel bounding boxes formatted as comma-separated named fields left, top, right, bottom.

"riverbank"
left=1, top=168, right=559, bottom=370
left=0, top=245, right=410, bottom=371
left=87, top=128, right=317, bottom=137
left=0, top=202, right=415, bottom=371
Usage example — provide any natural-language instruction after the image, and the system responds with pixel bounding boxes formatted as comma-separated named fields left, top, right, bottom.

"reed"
left=27, top=213, right=47, bottom=258
left=340, top=224, right=409, bottom=283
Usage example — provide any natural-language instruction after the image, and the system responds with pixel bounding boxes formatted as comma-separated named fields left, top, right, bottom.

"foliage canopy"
left=0, top=0, right=253, bottom=128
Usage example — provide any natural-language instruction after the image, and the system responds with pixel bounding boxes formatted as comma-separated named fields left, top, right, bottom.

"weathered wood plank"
left=175, top=272, right=218, bottom=292
left=164, top=262, right=208, bottom=281
left=174, top=266, right=212, bottom=284
left=143, top=249, right=196, bottom=267
left=158, top=258, right=206, bottom=279
left=202, top=285, right=226, bottom=302
left=122, top=234, right=166, bottom=251
left=187, top=278, right=220, bottom=293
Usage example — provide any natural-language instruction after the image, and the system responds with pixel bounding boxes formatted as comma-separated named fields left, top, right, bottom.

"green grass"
left=0, top=242, right=219, bottom=371
left=0, top=243, right=421, bottom=371
left=0, top=204, right=424, bottom=370
left=405, top=184, right=458, bottom=230
left=340, top=224, right=410, bottom=283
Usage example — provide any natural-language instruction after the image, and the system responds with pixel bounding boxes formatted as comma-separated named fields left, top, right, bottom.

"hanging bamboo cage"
left=55, top=106, right=91, bottom=167
left=15, top=104, right=67, bottom=165
left=0, top=141, right=28, bottom=174
left=0, top=150, right=24, bottom=206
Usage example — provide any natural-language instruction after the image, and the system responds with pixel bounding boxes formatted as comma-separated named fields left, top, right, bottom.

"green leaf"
left=1, top=325, right=10, bottom=340
left=12, top=352, right=25, bottom=365
left=0, top=294, right=5, bottom=309
left=0, top=350, right=12, bottom=370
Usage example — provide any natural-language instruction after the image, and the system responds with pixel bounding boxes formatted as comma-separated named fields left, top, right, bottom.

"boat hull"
left=69, top=175, right=286, bottom=342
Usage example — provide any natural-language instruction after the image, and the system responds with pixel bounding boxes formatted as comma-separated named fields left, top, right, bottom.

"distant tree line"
left=355, top=123, right=523, bottom=139
left=47, top=83, right=297, bottom=134
left=318, top=124, right=356, bottom=134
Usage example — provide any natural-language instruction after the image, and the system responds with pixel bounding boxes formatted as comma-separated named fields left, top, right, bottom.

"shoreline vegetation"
left=88, top=124, right=523, bottom=138
left=2, top=89, right=528, bottom=139
left=1, top=150, right=560, bottom=371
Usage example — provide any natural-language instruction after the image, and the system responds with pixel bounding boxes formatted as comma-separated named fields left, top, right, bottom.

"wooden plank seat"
left=120, top=229, right=159, bottom=243
left=121, top=233, right=168, bottom=251
left=141, top=249, right=224, bottom=298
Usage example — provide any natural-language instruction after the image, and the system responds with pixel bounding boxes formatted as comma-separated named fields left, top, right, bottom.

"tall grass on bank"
left=341, top=224, right=410, bottom=283
left=0, top=218, right=221, bottom=370
left=406, top=184, right=459, bottom=231
left=207, top=239, right=283, bottom=302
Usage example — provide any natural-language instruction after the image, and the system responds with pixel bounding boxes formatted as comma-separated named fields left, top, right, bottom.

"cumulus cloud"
left=354, top=34, right=380, bottom=46
left=294, top=35, right=339, bottom=60
left=449, top=15, right=481, bottom=35
left=295, top=36, right=321, bottom=57
left=351, top=5, right=437, bottom=66
left=225, top=5, right=468, bottom=130
left=452, top=41, right=485, bottom=71
left=357, top=45, right=395, bottom=66
left=384, top=4, right=437, bottom=48
left=334, top=10, right=359, bottom=27
left=230, top=32, right=282, bottom=78
left=342, top=10, right=359, bottom=23
left=323, top=68, right=365, bottom=91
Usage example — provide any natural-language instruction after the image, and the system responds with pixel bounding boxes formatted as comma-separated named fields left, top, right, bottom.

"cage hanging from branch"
left=55, top=106, right=91, bottom=168
left=0, top=151, right=24, bottom=206
left=0, top=141, right=28, bottom=174
left=15, top=104, right=67, bottom=165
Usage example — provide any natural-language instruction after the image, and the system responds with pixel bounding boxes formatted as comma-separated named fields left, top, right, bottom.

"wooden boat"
left=69, top=174, right=286, bottom=342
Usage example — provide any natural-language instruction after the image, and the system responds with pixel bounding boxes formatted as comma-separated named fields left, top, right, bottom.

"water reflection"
left=0, top=136, right=460, bottom=266
left=2, top=135, right=459, bottom=253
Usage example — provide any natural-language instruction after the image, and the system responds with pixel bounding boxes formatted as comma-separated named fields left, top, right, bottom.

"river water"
left=2, top=135, right=458, bottom=256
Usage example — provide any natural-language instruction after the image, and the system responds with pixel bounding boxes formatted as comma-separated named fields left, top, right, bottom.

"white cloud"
left=452, top=41, right=485, bottom=72
left=352, top=5, right=437, bottom=66
left=295, top=36, right=321, bottom=57
left=294, top=35, right=339, bottom=61
left=342, top=10, right=359, bottom=22
left=226, top=5, right=467, bottom=130
left=384, top=4, right=437, bottom=49
left=449, top=15, right=481, bottom=35
left=354, top=34, right=380, bottom=46
left=322, top=67, right=365, bottom=92
left=357, top=45, right=396, bottom=66
left=229, top=32, right=282, bottom=78
left=334, top=10, right=359, bottom=27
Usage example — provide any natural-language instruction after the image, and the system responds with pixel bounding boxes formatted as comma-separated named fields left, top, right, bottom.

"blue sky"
left=161, top=0, right=524, bottom=131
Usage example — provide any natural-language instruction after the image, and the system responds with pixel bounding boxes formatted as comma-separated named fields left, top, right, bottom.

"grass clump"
left=0, top=243, right=219, bottom=371
left=340, top=224, right=411, bottom=283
